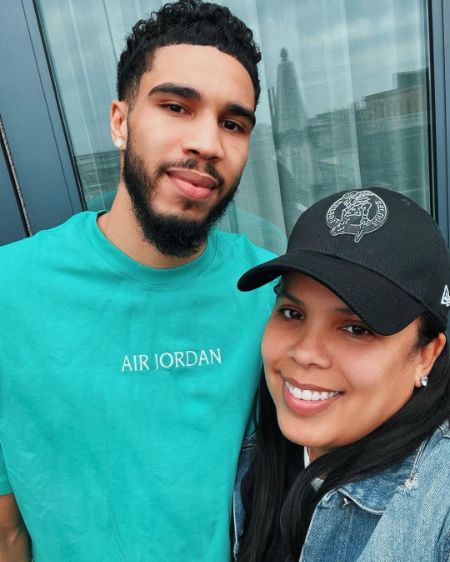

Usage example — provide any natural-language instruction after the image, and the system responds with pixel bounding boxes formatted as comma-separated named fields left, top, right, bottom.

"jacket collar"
left=239, top=422, right=450, bottom=516
left=336, top=421, right=449, bottom=514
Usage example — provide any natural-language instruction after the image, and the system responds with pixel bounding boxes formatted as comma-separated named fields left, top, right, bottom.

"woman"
left=233, top=187, right=450, bottom=562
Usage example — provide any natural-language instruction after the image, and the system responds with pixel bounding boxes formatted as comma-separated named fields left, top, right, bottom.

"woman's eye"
left=343, top=325, right=372, bottom=337
left=279, top=308, right=302, bottom=320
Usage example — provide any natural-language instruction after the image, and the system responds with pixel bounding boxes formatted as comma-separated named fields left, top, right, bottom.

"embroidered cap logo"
left=441, top=285, right=450, bottom=307
left=326, top=190, right=388, bottom=243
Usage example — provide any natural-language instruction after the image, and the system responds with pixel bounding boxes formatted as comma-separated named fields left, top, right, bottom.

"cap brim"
left=238, top=250, right=424, bottom=336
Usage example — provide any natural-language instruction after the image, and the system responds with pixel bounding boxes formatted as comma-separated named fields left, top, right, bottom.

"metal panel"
left=430, top=0, right=450, bottom=243
left=0, top=0, right=83, bottom=237
left=0, top=142, right=27, bottom=245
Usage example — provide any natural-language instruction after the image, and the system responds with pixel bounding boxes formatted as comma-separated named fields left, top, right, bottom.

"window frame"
left=430, top=0, right=450, bottom=243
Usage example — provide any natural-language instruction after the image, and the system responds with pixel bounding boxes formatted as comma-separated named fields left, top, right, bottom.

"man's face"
left=122, top=44, right=256, bottom=257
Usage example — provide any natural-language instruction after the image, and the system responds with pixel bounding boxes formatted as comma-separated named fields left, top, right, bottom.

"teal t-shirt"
left=0, top=212, right=275, bottom=561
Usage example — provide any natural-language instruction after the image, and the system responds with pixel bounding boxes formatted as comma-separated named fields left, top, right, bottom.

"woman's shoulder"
left=355, top=422, right=450, bottom=561
left=407, top=421, right=450, bottom=500
left=240, top=433, right=257, bottom=453
left=363, top=421, right=450, bottom=504
left=236, top=433, right=257, bottom=477
left=232, top=434, right=257, bottom=559
left=234, top=434, right=257, bottom=503
left=417, top=420, right=450, bottom=475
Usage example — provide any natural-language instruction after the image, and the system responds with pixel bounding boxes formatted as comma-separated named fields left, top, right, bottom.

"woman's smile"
left=262, top=272, right=427, bottom=457
left=282, top=378, right=341, bottom=416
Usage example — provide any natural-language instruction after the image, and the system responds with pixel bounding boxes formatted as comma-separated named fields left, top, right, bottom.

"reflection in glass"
left=36, top=0, right=430, bottom=253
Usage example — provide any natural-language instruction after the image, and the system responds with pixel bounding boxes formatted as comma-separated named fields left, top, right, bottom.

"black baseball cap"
left=238, top=187, right=450, bottom=335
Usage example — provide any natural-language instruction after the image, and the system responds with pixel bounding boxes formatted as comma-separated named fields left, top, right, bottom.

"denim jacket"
left=232, top=422, right=450, bottom=561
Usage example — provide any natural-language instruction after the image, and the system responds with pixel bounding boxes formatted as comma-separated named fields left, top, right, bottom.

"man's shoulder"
left=0, top=212, right=94, bottom=286
left=213, top=229, right=276, bottom=264
left=211, top=230, right=276, bottom=300
left=0, top=212, right=92, bottom=259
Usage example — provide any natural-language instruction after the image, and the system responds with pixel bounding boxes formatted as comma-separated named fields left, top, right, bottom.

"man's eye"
left=163, top=103, right=186, bottom=114
left=222, top=120, right=244, bottom=132
left=342, top=325, right=372, bottom=337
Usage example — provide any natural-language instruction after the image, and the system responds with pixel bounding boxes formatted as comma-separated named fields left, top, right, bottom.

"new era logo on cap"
left=441, top=285, right=450, bottom=307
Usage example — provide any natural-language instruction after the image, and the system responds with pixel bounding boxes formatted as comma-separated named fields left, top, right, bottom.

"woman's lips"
left=282, top=378, right=342, bottom=416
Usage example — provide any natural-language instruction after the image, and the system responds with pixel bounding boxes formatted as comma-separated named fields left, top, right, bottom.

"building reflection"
left=271, top=48, right=314, bottom=233
left=356, top=69, right=429, bottom=208
left=77, top=51, right=429, bottom=228
left=271, top=47, right=429, bottom=220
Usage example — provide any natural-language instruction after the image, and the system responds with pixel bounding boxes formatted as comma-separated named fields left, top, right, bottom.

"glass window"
left=36, top=0, right=430, bottom=253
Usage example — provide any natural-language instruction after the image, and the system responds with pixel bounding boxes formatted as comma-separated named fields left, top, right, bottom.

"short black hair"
left=117, top=0, right=261, bottom=107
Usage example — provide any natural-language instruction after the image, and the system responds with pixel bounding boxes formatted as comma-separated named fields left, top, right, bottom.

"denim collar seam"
left=337, top=491, right=385, bottom=515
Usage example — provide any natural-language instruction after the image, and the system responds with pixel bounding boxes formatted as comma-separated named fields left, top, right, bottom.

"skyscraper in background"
left=355, top=69, right=429, bottom=208
left=271, top=48, right=314, bottom=233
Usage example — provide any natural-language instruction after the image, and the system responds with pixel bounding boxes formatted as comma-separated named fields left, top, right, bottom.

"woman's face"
left=262, top=273, right=442, bottom=458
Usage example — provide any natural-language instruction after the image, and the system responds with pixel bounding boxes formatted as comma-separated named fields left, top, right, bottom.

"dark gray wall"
left=0, top=0, right=83, bottom=245
left=0, top=141, right=27, bottom=245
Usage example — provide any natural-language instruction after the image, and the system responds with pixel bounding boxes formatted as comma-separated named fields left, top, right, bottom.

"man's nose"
left=181, top=116, right=225, bottom=161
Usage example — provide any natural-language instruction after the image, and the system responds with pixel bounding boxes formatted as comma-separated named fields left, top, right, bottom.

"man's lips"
left=167, top=168, right=218, bottom=188
left=166, top=168, right=219, bottom=201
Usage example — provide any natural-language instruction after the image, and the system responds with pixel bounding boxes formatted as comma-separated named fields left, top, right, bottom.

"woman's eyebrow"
left=277, top=288, right=304, bottom=306
left=280, top=288, right=357, bottom=316
left=335, top=306, right=355, bottom=314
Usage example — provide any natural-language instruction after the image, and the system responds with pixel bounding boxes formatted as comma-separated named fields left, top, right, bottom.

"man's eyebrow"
left=148, top=83, right=256, bottom=128
left=148, top=83, right=201, bottom=100
left=225, top=103, right=256, bottom=128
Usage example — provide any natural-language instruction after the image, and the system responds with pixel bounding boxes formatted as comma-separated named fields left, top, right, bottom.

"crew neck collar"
left=83, top=211, right=217, bottom=288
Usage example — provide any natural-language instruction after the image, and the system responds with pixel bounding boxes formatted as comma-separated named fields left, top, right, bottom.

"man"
left=0, top=1, right=274, bottom=560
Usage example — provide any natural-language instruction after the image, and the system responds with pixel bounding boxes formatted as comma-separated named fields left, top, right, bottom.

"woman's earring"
left=114, top=139, right=125, bottom=149
left=420, top=376, right=429, bottom=387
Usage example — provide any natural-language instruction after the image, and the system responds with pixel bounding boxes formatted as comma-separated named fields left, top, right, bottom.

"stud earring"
left=114, top=139, right=125, bottom=149
left=420, top=376, right=428, bottom=387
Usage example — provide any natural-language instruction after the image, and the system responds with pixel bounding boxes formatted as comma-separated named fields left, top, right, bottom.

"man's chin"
left=151, top=194, right=216, bottom=218
left=152, top=206, right=209, bottom=224
left=135, top=208, right=212, bottom=258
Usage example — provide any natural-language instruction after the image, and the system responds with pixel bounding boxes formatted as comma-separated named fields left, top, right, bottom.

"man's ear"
left=414, top=333, right=446, bottom=388
left=110, top=100, right=128, bottom=150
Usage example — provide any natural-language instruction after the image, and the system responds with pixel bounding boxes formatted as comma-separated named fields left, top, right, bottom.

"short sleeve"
left=0, top=443, right=13, bottom=495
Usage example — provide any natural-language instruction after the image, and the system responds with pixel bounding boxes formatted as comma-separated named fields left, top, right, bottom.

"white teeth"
left=285, top=381, right=339, bottom=401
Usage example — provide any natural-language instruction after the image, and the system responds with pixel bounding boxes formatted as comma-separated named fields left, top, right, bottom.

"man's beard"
left=123, top=146, right=241, bottom=258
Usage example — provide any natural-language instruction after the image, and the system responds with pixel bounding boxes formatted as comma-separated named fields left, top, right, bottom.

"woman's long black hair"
left=236, top=312, right=450, bottom=562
